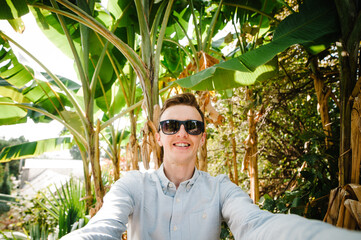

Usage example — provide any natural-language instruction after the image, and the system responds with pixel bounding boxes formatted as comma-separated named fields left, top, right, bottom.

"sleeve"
left=220, top=175, right=361, bottom=240
left=60, top=172, right=139, bottom=240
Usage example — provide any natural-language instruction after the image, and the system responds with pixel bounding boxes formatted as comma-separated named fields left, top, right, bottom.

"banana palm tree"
left=0, top=0, right=176, bottom=210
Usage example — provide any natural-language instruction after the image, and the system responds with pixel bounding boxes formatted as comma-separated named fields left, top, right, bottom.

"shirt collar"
left=156, top=164, right=199, bottom=195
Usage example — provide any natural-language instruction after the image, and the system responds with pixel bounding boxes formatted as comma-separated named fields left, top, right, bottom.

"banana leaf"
left=0, top=0, right=28, bottom=19
left=0, top=97, right=27, bottom=124
left=176, top=0, right=339, bottom=90
left=0, top=137, right=72, bottom=162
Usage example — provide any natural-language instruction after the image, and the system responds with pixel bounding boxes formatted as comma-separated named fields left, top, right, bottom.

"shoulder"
left=113, top=170, right=157, bottom=188
left=195, top=171, right=235, bottom=193
left=197, top=171, right=250, bottom=200
left=197, top=170, right=232, bottom=184
left=105, top=170, right=156, bottom=201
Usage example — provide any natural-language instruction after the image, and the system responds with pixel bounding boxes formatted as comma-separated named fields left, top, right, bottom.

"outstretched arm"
left=61, top=173, right=137, bottom=240
left=220, top=176, right=360, bottom=240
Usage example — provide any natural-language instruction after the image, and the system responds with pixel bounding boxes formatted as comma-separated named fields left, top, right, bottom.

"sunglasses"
left=159, top=120, right=204, bottom=135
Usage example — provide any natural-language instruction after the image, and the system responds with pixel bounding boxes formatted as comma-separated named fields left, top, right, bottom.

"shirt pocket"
left=189, top=204, right=221, bottom=239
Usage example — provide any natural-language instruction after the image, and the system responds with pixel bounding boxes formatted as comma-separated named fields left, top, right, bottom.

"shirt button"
left=173, top=226, right=178, bottom=231
left=176, top=198, right=180, bottom=203
left=202, top=213, right=207, bottom=219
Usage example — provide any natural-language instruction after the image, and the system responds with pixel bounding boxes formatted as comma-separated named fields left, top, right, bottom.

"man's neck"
left=163, top=161, right=195, bottom=188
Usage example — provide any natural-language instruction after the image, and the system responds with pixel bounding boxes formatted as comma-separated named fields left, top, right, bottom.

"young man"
left=62, top=93, right=360, bottom=239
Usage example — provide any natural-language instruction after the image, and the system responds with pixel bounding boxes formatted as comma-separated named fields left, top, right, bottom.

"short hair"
left=159, top=93, right=204, bottom=122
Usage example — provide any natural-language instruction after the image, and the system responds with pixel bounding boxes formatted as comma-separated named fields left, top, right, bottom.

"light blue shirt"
left=62, top=165, right=360, bottom=239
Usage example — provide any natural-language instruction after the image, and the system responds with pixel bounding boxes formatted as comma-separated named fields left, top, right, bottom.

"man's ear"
left=156, top=132, right=163, bottom=146
left=200, top=132, right=206, bottom=147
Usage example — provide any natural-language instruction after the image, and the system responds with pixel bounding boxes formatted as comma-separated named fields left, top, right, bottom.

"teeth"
left=174, top=143, right=190, bottom=147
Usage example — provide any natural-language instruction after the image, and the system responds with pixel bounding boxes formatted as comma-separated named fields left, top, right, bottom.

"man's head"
left=156, top=93, right=206, bottom=167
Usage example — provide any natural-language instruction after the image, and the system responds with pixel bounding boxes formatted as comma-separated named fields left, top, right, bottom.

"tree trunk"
left=351, top=92, right=361, bottom=184
left=310, top=58, right=333, bottom=148
left=338, top=49, right=353, bottom=186
left=79, top=149, right=93, bottom=209
left=198, top=136, right=208, bottom=172
left=198, top=92, right=209, bottom=172
left=229, top=115, right=239, bottom=185
left=89, top=121, right=105, bottom=216
left=112, top=144, right=121, bottom=182
left=225, top=149, right=234, bottom=182
left=335, top=0, right=360, bottom=186
left=245, top=88, right=259, bottom=203
left=129, top=134, right=139, bottom=170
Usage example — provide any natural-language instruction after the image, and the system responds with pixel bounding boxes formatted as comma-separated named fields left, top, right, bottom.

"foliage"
left=220, top=221, right=234, bottom=240
left=35, top=178, right=89, bottom=239
left=0, top=164, right=10, bottom=194
left=254, top=43, right=340, bottom=220
left=3, top=177, right=90, bottom=239
left=207, top=40, right=341, bottom=221
left=0, top=0, right=359, bottom=237
left=0, top=231, right=29, bottom=240
left=0, top=137, right=27, bottom=189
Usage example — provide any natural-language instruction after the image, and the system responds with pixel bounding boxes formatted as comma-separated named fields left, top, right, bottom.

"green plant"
left=28, top=224, right=50, bottom=240
left=259, top=133, right=339, bottom=220
left=220, top=222, right=234, bottom=240
left=34, top=178, right=89, bottom=239
left=0, top=230, right=29, bottom=240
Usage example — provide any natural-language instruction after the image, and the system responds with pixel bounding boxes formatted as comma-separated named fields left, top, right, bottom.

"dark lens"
left=162, top=120, right=179, bottom=134
left=185, top=120, right=203, bottom=135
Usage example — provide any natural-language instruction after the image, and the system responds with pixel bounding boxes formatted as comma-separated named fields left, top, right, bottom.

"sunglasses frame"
left=159, top=119, right=204, bottom=135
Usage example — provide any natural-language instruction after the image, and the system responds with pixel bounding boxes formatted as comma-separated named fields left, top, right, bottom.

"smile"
left=174, top=143, right=190, bottom=147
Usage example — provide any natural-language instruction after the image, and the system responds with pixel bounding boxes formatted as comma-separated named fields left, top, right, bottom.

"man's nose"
left=176, top=124, right=188, bottom=137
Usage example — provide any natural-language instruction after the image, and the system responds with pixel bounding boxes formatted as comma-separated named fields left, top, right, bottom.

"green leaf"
left=0, top=85, right=29, bottom=103
left=176, top=57, right=278, bottom=90
left=177, top=0, right=339, bottom=90
left=0, top=64, right=34, bottom=88
left=291, top=197, right=302, bottom=208
left=29, top=6, right=81, bottom=59
left=42, top=72, right=81, bottom=91
left=96, top=83, right=126, bottom=116
left=0, top=97, right=27, bottom=124
left=0, top=0, right=29, bottom=19
left=22, top=81, right=72, bottom=116
left=0, top=137, right=72, bottom=162
left=7, top=18, right=25, bottom=33
left=107, top=0, right=137, bottom=29
left=60, top=110, right=84, bottom=135
left=0, top=34, right=34, bottom=87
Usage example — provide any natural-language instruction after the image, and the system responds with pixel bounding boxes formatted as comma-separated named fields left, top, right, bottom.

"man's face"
left=156, top=105, right=206, bottom=166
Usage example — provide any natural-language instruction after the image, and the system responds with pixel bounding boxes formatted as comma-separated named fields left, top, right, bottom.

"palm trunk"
left=199, top=137, right=208, bottom=171
left=129, top=111, right=139, bottom=170
left=337, top=38, right=355, bottom=187
left=79, top=149, right=92, bottom=210
left=335, top=0, right=360, bottom=186
left=310, top=58, right=333, bottom=148
left=88, top=121, right=105, bottom=216
left=351, top=91, right=361, bottom=184
left=112, top=142, right=121, bottom=182
left=225, top=149, right=234, bottom=182
left=245, top=88, right=259, bottom=203
left=229, top=115, right=239, bottom=185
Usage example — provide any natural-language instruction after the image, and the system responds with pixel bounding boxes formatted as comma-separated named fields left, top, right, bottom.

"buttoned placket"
left=155, top=165, right=199, bottom=239
left=170, top=183, right=184, bottom=240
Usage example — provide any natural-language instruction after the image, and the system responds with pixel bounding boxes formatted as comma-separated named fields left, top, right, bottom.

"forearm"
left=60, top=219, right=126, bottom=240
left=233, top=210, right=360, bottom=240
left=221, top=178, right=361, bottom=240
left=61, top=173, right=137, bottom=239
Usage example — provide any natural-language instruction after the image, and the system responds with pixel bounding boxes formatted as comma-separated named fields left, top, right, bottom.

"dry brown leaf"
left=344, top=199, right=361, bottom=228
